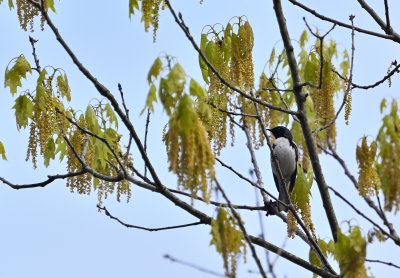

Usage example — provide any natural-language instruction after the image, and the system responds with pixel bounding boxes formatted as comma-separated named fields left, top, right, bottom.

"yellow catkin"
left=287, top=210, right=297, bottom=238
left=356, top=138, right=381, bottom=198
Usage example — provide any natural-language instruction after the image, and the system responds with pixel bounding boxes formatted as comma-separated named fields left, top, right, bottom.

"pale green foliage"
left=12, top=94, right=34, bottom=130
left=143, top=55, right=215, bottom=201
left=290, top=163, right=315, bottom=237
left=0, top=141, right=7, bottom=160
left=210, top=208, right=247, bottom=277
left=310, top=225, right=372, bottom=278
left=129, top=0, right=164, bottom=41
left=4, top=55, right=32, bottom=95
left=356, top=137, right=381, bottom=197
left=377, top=98, right=400, bottom=212
left=4, top=54, right=130, bottom=203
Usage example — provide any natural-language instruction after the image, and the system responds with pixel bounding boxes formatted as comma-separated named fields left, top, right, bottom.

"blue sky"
left=1, top=1, right=400, bottom=277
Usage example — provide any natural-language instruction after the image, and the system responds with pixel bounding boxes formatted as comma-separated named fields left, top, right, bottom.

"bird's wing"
left=289, top=141, right=298, bottom=192
left=271, top=143, right=281, bottom=193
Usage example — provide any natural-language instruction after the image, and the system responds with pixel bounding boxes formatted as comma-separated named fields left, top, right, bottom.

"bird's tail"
left=278, top=191, right=290, bottom=212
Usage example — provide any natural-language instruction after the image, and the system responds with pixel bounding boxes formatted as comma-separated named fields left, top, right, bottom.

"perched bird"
left=268, top=126, right=298, bottom=212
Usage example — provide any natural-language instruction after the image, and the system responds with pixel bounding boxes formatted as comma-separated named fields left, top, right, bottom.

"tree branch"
left=0, top=171, right=85, bottom=189
left=98, top=205, right=205, bottom=231
left=287, top=0, right=400, bottom=43
left=215, top=179, right=268, bottom=278
left=273, top=0, right=339, bottom=242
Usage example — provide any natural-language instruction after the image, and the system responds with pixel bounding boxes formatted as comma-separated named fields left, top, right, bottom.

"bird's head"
left=267, top=126, right=293, bottom=140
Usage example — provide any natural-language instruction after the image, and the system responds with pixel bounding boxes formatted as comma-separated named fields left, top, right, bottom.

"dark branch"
left=366, top=259, right=400, bottom=270
left=333, top=62, right=400, bottom=90
left=1, top=171, right=85, bottom=190
left=215, top=179, right=268, bottom=278
left=164, top=254, right=228, bottom=278
left=287, top=0, right=400, bottom=43
left=98, top=205, right=205, bottom=231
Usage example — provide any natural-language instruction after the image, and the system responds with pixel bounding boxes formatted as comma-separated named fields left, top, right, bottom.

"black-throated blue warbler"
left=268, top=126, right=298, bottom=212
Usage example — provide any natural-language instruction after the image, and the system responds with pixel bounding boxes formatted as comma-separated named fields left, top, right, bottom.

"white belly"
left=271, top=137, right=297, bottom=181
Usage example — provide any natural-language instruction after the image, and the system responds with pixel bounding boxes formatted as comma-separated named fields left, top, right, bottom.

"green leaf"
left=299, top=30, right=308, bottom=48
left=304, top=52, right=318, bottom=83
left=189, top=79, right=206, bottom=98
left=167, top=63, right=186, bottom=96
left=199, top=33, right=210, bottom=84
left=12, top=95, right=34, bottom=130
left=269, top=47, right=276, bottom=68
left=55, top=136, right=68, bottom=161
left=0, top=141, right=7, bottom=160
left=204, top=40, right=217, bottom=66
left=380, top=98, right=387, bottom=114
left=147, top=57, right=163, bottom=84
left=4, top=55, right=32, bottom=95
left=128, top=0, right=139, bottom=18
left=141, top=83, right=158, bottom=115
left=8, top=0, right=14, bottom=9
left=177, top=94, right=197, bottom=133
left=85, top=105, right=100, bottom=134
left=158, top=77, right=174, bottom=116
left=222, top=23, right=232, bottom=63
left=105, top=103, right=118, bottom=128
left=56, top=73, right=71, bottom=101
left=35, top=68, right=48, bottom=110
left=44, top=137, right=56, bottom=167
left=46, top=0, right=55, bottom=12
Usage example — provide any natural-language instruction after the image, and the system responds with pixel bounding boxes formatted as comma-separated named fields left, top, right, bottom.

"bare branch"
left=98, top=205, right=205, bottom=231
left=328, top=186, right=396, bottom=242
left=356, top=0, right=397, bottom=36
left=164, top=254, right=228, bottom=278
left=273, top=0, right=339, bottom=242
left=384, top=0, right=391, bottom=30
left=287, top=0, right=400, bottom=43
left=366, top=259, right=400, bottom=270
left=143, top=108, right=151, bottom=176
left=249, top=236, right=338, bottom=278
left=333, top=61, right=400, bottom=90
left=321, top=142, right=400, bottom=246
left=0, top=171, right=85, bottom=190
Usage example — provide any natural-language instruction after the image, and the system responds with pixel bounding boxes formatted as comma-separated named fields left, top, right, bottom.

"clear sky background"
left=1, top=1, right=400, bottom=277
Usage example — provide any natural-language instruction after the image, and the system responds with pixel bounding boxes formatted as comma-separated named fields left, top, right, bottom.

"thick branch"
left=273, top=0, right=339, bottom=242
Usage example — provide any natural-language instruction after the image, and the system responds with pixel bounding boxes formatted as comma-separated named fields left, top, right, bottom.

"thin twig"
left=333, top=62, right=400, bottom=90
left=28, top=36, right=41, bottom=73
left=300, top=17, right=336, bottom=90
left=0, top=171, right=85, bottom=190
left=164, top=254, right=228, bottom=278
left=322, top=141, right=400, bottom=246
left=143, top=108, right=151, bottom=176
left=215, top=179, right=268, bottom=278
left=208, top=102, right=258, bottom=118
left=328, top=186, right=396, bottom=242
left=287, top=0, right=400, bottom=43
left=98, top=205, right=205, bottom=231
left=313, top=15, right=356, bottom=134
left=366, top=259, right=400, bottom=270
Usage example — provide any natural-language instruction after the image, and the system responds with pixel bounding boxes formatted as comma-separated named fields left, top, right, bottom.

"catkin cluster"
left=356, top=137, right=381, bottom=197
